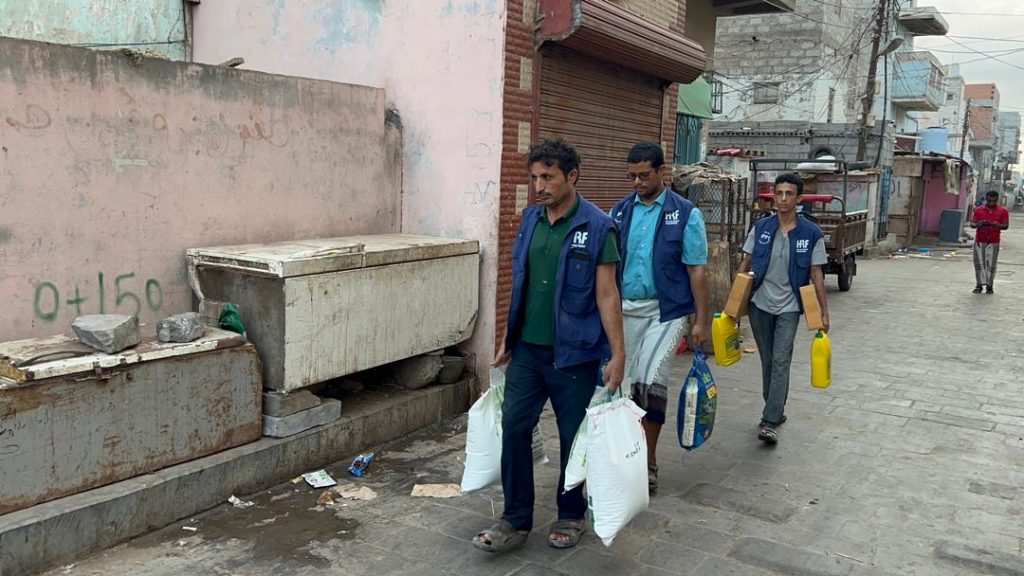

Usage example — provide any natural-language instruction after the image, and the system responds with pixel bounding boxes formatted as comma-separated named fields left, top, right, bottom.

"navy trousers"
left=500, top=341, right=600, bottom=531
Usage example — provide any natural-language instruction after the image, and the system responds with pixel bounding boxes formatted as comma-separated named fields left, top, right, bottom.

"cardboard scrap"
left=410, top=483, right=461, bottom=498
left=334, top=484, right=378, bottom=501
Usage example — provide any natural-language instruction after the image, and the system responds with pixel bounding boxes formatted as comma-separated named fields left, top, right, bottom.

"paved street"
left=49, top=217, right=1024, bottom=576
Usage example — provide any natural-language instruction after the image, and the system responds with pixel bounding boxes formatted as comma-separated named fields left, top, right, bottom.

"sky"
left=913, top=1, right=1024, bottom=116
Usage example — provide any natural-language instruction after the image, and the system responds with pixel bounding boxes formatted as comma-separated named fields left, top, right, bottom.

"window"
left=711, top=77, right=724, bottom=114
left=675, top=114, right=703, bottom=165
left=752, top=82, right=780, bottom=104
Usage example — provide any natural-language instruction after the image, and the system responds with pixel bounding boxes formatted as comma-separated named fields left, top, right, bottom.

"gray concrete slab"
left=261, top=398, right=341, bottom=437
left=35, top=215, right=1024, bottom=575
left=262, top=390, right=322, bottom=417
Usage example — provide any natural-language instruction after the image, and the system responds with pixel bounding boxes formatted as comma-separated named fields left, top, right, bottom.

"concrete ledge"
left=0, top=379, right=471, bottom=576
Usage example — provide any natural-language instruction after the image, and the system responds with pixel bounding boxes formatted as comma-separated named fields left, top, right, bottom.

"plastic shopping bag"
left=585, top=397, right=649, bottom=546
left=460, top=368, right=548, bottom=494
left=564, top=386, right=621, bottom=492
left=676, top=350, right=718, bottom=451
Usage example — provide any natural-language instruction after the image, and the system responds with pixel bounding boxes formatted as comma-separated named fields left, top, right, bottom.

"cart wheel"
left=837, top=254, right=855, bottom=292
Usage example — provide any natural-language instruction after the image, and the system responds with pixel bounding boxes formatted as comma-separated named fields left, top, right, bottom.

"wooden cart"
left=749, top=159, right=868, bottom=292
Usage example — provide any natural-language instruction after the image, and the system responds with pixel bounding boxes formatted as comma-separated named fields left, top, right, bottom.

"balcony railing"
left=891, top=52, right=945, bottom=112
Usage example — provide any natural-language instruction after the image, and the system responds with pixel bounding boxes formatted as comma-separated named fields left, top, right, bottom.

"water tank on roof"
left=920, top=127, right=949, bottom=155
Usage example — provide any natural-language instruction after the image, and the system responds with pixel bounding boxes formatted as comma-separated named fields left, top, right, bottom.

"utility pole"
left=959, top=99, right=971, bottom=182
left=856, top=0, right=889, bottom=162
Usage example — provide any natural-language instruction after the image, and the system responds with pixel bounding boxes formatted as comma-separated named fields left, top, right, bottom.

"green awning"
left=677, top=77, right=713, bottom=119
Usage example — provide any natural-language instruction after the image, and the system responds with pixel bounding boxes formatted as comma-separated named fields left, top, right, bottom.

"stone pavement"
left=46, top=217, right=1024, bottom=576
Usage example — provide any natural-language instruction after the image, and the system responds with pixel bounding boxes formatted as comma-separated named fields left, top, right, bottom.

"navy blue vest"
left=505, top=195, right=616, bottom=368
left=750, top=214, right=824, bottom=312
left=610, top=190, right=697, bottom=322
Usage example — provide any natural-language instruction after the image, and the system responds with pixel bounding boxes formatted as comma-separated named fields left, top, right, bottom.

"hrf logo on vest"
left=795, top=239, right=810, bottom=253
left=664, top=210, right=681, bottom=225
left=571, top=231, right=589, bottom=249
left=758, top=231, right=772, bottom=245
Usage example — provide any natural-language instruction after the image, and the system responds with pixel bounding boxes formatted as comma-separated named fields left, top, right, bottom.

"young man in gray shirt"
left=739, top=173, right=830, bottom=444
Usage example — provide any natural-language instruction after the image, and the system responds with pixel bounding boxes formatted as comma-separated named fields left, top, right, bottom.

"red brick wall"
left=662, top=0, right=687, bottom=162
left=495, top=0, right=537, bottom=349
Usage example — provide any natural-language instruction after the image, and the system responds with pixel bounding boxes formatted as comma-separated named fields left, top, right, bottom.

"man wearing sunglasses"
left=610, top=141, right=710, bottom=492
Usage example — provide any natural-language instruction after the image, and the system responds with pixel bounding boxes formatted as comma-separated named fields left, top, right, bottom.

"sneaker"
left=648, top=463, right=658, bottom=492
left=973, top=285, right=983, bottom=294
left=986, top=285, right=994, bottom=294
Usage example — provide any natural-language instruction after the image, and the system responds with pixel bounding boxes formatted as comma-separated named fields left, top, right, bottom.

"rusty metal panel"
left=539, top=45, right=664, bottom=210
left=0, top=344, right=262, bottom=515
left=537, top=0, right=706, bottom=84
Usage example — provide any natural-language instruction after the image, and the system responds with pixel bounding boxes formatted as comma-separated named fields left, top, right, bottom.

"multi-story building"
left=710, top=0, right=948, bottom=164
left=966, top=83, right=1001, bottom=191
left=995, top=111, right=1021, bottom=201
left=912, top=64, right=971, bottom=158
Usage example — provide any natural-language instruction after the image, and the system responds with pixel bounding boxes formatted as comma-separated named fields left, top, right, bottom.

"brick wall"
left=707, top=120, right=891, bottom=166
left=495, top=0, right=536, bottom=349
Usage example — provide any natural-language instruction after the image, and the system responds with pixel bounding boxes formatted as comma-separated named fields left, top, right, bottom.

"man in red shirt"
left=971, top=190, right=1010, bottom=294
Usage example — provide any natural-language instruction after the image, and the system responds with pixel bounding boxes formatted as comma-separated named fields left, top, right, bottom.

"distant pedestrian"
left=739, top=173, right=829, bottom=445
left=611, top=141, right=709, bottom=492
left=473, top=138, right=625, bottom=553
left=971, top=190, right=1009, bottom=294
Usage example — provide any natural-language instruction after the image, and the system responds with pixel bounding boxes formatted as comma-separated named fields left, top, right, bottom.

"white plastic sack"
left=460, top=368, right=548, bottom=494
left=564, top=386, right=618, bottom=492
left=585, top=397, right=649, bottom=546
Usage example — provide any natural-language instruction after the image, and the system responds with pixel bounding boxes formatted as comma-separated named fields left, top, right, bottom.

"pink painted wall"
left=192, top=1, right=506, bottom=374
left=919, top=161, right=969, bottom=235
left=0, top=37, right=398, bottom=341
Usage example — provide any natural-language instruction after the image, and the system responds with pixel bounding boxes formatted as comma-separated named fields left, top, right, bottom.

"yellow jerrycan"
left=711, top=312, right=741, bottom=367
left=811, top=330, right=832, bottom=389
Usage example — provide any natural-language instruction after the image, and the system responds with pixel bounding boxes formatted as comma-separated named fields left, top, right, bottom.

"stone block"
left=262, top=390, right=321, bottom=417
left=685, top=482, right=796, bottom=523
left=156, top=312, right=205, bottom=343
left=71, top=314, right=141, bottom=354
left=262, top=398, right=341, bottom=438
left=384, top=353, right=444, bottom=390
left=934, top=541, right=1024, bottom=576
left=729, top=537, right=850, bottom=576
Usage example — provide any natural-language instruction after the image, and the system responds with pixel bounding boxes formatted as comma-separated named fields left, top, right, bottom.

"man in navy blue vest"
left=610, top=142, right=709, bottom=492
left=473, top=138, right=625, bottom=553
left=739, top=173, right=830, bottom=444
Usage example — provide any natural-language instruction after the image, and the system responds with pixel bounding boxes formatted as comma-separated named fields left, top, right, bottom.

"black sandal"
left=472, top=520, right=529, bottom=553
left=548, top=519, right=587, bottom=549
left=758, top=426, right=779, bottom=444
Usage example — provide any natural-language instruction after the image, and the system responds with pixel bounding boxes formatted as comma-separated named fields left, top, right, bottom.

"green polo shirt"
left=520, top=196, right=620, bottom=346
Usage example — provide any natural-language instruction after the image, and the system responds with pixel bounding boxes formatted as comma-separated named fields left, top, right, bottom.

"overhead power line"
left=944, top=37, right=1024, bottom=73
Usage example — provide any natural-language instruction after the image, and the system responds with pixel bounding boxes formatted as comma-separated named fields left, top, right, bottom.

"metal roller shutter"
left=538, top=45, right=665, bottom=210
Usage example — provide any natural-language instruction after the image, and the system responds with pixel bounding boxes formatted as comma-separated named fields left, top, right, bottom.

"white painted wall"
left=191, top=1, right=507, bottom=375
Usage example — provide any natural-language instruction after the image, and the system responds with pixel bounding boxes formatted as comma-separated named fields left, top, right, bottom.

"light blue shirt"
left=615, top=190, right=708, bottom=300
